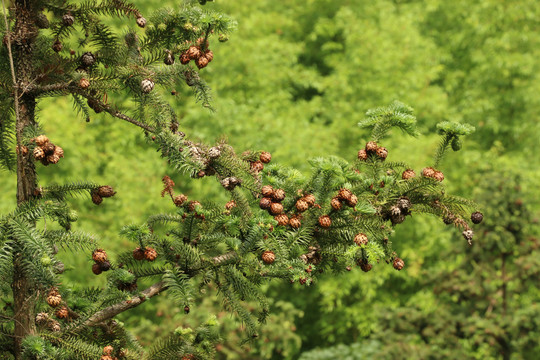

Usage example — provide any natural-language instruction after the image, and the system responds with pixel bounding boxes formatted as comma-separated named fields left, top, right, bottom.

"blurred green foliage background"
left=1, top=0, right=539, bottom=358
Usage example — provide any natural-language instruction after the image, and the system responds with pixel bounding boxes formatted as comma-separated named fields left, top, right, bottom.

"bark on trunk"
left=11, top=1, right=39, bottom=358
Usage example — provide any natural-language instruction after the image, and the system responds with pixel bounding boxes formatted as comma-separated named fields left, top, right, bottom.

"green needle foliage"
left=0, top=1, right=482, bottom=359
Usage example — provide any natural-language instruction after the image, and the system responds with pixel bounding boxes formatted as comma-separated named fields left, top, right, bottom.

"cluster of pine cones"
left=91, top=248, right=111, bottom=275
left=358, top=141, right=388, bottom=161
left=91, top=185, right=116, bottom=205
left=179, top=38, right=214, bottom=69
left=31, top=135, right=64, bottom=166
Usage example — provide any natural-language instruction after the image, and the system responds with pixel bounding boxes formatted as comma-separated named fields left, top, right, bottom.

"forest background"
left=1, top=0, right=539, bottom=359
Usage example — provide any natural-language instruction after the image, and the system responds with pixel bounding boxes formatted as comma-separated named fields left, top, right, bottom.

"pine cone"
left=92, top=192, right=103, bottom=205
left=225, top=200, right=236, bottom=210
left=261, top=250, right=275, bottom=265
left=393, top=257, right=405, bottom=271
left=179, top=52, right=191, bottom=64
left=79, top=78, right=90, bottom=89
left=402, top=169, right=416, bottom=180
left=33, top=147, right=45, bottom=160
left=390, top=206, right=401, bottom=216
left=471, top=211, right=483, bottom=224
left=55, top=306, right=69, bottom=319
left=261, top=185, right=273, bottom=197
left=133, top=247, right=145, bottom=260
left=251, top=160, right=264, bottom=173
left=92, top=249, right=108, bottom=263
left=35, top=312, right=49, bottom=325
left=53, top=145, right=64, bottom=158
left=46, top=294, right=62, bottom=307
left=259, top=197, right=272, bottom=210
left=186, top=46, right=201, bottom=60
left=62, top=13, right=74, bottom=26
left=303, top=194, right=316, bottom=206
left=47, top=154, right=60, bottom=164
left=376, top=147, right=388, bottom=160
left=295, top=199, right=309, bottom=212
left=52, top=40, right=62, bottom=52
left=196, top=54, right=210, bottom=69
left=365, top=141, right=378, bottom=153
left=164, top=52, right=175, bottom=65
left=144, top=247, right=158, bottom=261
left=272, top=189, right=286, bottom=202
left=136, top=16, right=147, bottom=28
left=208, top=147, right=221, bottom=158
left=462, top=229, right=474, bottom=243
left=259, top=151, right=272, bottom=164
left=331, top=197, right=342, bottom=211
left=346, top=194, right=358, bottom=207
left=174, top=194, right=188, bottom=207
left=353, top=233, right=368, bottom=246
left=103, top=345, right=114, bottom=355
left=397, top=197, right=411, bottom=210
left=81, top=52, right=96, bottom=67
left=99, top=260, right=111, bottom=271
left=337, top=188, right=352, bottom=202
left=289, top=216, right=301, bottom=229
left=358, top=260, right=372, bottom=272
left=318, top=215, right=332, bottom=228
left=35, top=135, right=49, bottom=146
left=433, top=171, right=444, bottom=182
left=49, top=320, right=61, bottom=332
left=275, top=214, right=289, bottom=226
left=204, top=50, right=213, bottom=62
left=269, top=202, right=283, bottom=215
left=42, top=142, right=55, bottom=155
left=188, top=200, right=201, bottom=212
left=357, top=149, right=368, bottom=161
left=391, top=213, right=406, bottom=225
left=422, top=167, right=436, bottom=178
left=141, top=79, right=155, bottom=94
left=97, top=185, right=116, bottom=198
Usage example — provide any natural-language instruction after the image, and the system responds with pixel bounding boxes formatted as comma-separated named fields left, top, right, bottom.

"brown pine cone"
left=92, top=249, right=108, bottom=263
left=259, top=197, right=272, bottom=210
left=393, top=257, right=405, bottom=271
left=471, top=211, right=483, bottom=224
left=174, top=194, right=188, bottom=207
left=144, top=247, right=158, bottom=261
left=272, top=188, right=286, bottom=202
left=179, top=52, right=191, bottom=64
left=97, top=185, right=116, bottom=198
left=289, top=216, right=301, bottom=229
left=433, top=171, right=444, bottom=182
left=358, top=149, right=368, bottom=161
left=331, top=197, right=342, bottom=211
left=251, top=161, right=264, bottom=173
left=132, top=247, right=145, bottom=260
left=79, top=78, right=90, bottom=89
left=402, top=169, right=416, bottom=180
left=358, top=260, right=372, bottom=272
left=188, top=201, right=201, bottom=212
left=195, top=55, right=209, bottom=69
left=186, top=45, right=201, bottom=59
left=55, top=306, right=69, bottom=319
left=365, top=141, right=378, bottom=153
left=274, top=214, right=289, bottom=226
left=318, top=215, right=332, bottom=228
left=261, top=185, right=274, bottom=197
left=103, top=345, right=114, bottom=355
left=204, top=50, right=213, bottom=62
left=422, top=167, right=436, bottom=178
left=35, top=312, right=49, bottom=325
left=269, top=202, right=283, bottom=215
left=337, top=188, right=352, bottom=202
left=259, top=151, right=272, bottom=164
left=225, top=200, right=236, bottom=210
left=33, top=147, right=45, bottom=160
left=303, top=194, right=316, bottom=206
left=136, top=16, right=146, bottom=28
left=46, top=294, right=62, bottom=307
left=46, top=154, right=60, bottom=164
left=353, top=233, right=368, bottom=246
left=53, top=146, right=64, bottom=158
left=295, top=199, right=309, bottom=212
left=34, top=135, right=49, bottom=146
left=261, top=250, right=275, bottom=265
left=91, top=192, right=103, bottom=205
left=376, top=147, right=388, bottom=160
left=42, top=142, right=55, bottom=155
left=346, top=194, right=358, bottom=207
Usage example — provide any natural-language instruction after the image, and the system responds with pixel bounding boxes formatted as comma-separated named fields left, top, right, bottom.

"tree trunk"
left=11, top=1, right=39, bottom=358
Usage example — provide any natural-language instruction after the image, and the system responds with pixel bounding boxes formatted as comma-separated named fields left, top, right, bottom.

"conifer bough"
left=0, top=1, right=480, bottom=359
